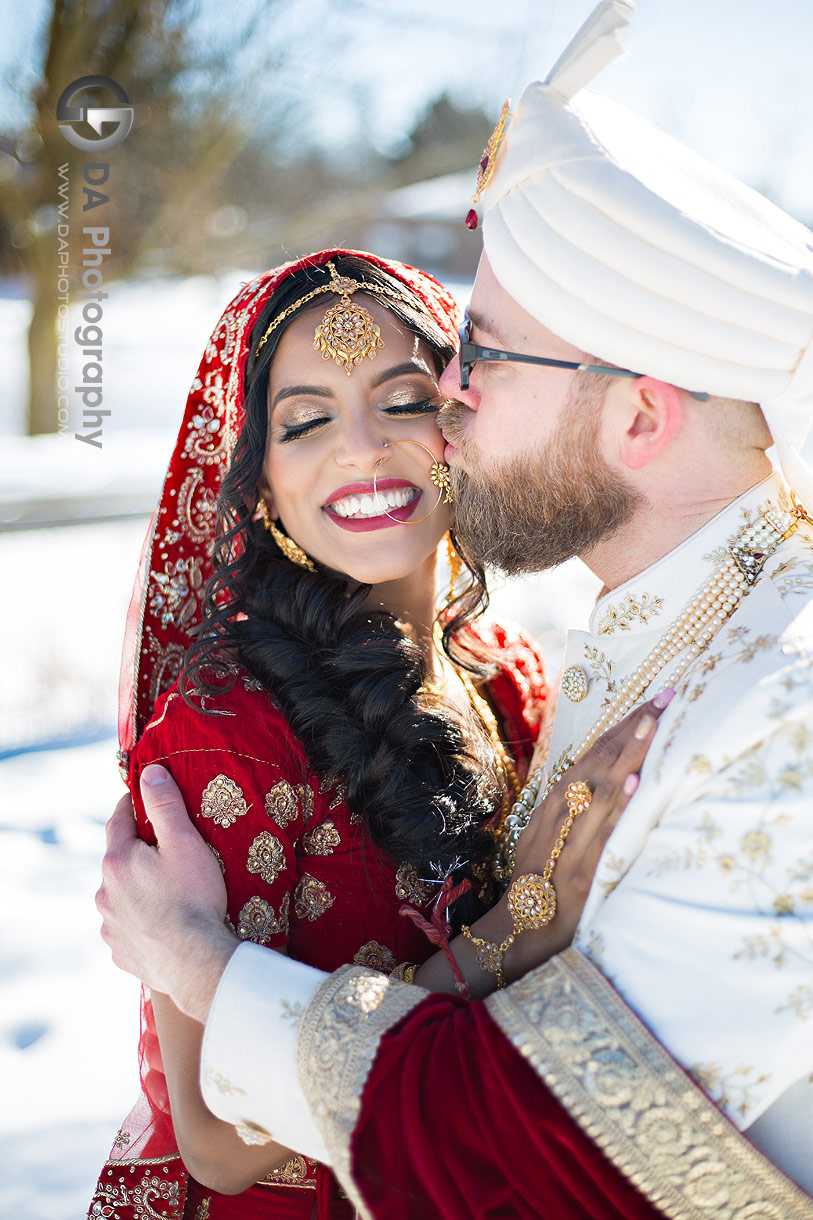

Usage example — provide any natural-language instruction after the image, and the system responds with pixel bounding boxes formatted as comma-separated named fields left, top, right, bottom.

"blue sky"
left=2, top=0, right=812, bottom=218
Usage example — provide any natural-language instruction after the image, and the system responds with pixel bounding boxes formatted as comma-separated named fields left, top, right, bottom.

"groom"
left=97, top=3, right=813, bottom=1216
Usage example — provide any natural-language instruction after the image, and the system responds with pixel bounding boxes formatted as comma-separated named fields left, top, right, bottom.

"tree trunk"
left=26, top=255, right=60, bottom=436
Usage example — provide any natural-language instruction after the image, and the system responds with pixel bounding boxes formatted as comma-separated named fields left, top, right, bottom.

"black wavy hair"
left=182, top=255, right=499, bottom=927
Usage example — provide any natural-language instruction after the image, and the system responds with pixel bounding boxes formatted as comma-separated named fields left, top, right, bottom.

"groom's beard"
left=440, top=399, right=641, bottom=575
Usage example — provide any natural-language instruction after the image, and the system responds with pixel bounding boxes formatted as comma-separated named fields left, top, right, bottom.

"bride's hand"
left=507, top=690, right=674, bottom=973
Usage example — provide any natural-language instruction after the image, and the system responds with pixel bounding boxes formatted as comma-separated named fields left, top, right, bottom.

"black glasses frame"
left=458, top=320, right=709, bottom=401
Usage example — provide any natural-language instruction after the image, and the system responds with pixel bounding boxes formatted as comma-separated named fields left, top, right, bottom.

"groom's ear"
left=615, top=376, right=683, bottom=472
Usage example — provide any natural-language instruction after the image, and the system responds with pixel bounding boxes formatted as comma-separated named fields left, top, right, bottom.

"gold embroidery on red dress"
left=201, top=774, right=249, bottom=828
left=90, top=1159, right=183, bottom=1219
left=237, top=893, right=289, bottom=944
left=353, top=940, right=397, bottom=973
left=302, top=820, right=341, bottom=855
left=264, top=779, right=298, bottom=827
left=246, top=830, right=286, bottom=883
left=319, top=774, right=348, bottom=810
left=256, top=1153, right=322, bottom=1190
left=294, top=874, right=334, bottom=921
left=295, top=782, right=315, bottom=824
left=394, top=862, right=432, bottom=904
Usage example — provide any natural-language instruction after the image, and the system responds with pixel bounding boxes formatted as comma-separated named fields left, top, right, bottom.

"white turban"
left=479, top=0, right=813, bottom=503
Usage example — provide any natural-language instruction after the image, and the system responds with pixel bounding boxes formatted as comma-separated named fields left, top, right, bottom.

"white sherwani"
left=200, top=472, right=813, bottom=1185
left=557, top=472, right=813, bottom=1135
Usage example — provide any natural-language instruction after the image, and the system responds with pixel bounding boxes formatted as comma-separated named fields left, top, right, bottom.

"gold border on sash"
left=486, top=948, right=813, bottom=1220
left=298, top=965, right=424, bottom=1220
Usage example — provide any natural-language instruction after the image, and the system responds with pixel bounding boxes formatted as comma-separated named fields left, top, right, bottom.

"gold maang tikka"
left=254, top=262, right=416, bottom=374
left=314, top=267, right=383, bottom=375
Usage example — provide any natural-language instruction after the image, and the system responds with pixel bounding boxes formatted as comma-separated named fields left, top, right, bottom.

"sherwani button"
left=562, top=666, right=589, bottom=702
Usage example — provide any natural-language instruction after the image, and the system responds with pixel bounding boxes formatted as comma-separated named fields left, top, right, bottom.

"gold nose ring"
left=373, top=439, right=453, bottom=523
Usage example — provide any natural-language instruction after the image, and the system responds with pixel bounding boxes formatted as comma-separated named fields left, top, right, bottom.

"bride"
left=90, top=249, right=655, bottom=1220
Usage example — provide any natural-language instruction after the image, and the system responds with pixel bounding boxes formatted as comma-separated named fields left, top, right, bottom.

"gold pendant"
left=314, top=298, right=383, bottom=376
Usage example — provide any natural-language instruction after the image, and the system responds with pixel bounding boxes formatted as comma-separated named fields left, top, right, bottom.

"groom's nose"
left=439, top=356, right=478, bottom=410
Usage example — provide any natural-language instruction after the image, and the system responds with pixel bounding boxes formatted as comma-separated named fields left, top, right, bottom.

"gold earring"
left=445, top=531, right=463, bottom=602
left=259, top=502, right=316, bottom=572
left=372, top=439, right=453, bottom=524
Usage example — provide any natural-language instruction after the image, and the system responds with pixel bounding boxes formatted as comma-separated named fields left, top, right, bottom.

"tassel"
left=399, top=875, right=473, bottom=999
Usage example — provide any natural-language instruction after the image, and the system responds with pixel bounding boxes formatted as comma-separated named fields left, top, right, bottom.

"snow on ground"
left=0, top=736, right=141, bottom=1220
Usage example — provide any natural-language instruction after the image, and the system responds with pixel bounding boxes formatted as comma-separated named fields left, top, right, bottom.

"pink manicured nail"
left=141, top=764, right=169, bottom=787
left=652, top=688, right=675, bottom=710
left=623, top=773, right=639, bottom=796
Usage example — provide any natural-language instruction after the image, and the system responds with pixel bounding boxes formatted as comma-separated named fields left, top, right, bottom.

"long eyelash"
left=279, top=418, right=327, bottom=442
left=383, top=399, right=441, bottom=416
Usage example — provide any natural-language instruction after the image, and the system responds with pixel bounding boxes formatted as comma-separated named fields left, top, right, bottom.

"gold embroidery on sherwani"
left=394, top=862, right=432, bottom=904
left=486, top=949, right=813, bottom=1220
left=597, top=590, right=664, bottom=635
left=237, top=894, right=288, bottom=944
left=298, top=965, right=424, bottom=1220
left=201, top=774, right=249, bottom=828
left=584, top=644, right=618, bottom=709
left=265, top=779, right=298, bottom=827
left=293, top=874, right=334, bottom=921
left=203, top=1066, right=245, bottom=1096
left=353, top=940, right=397, bottom=973
left=688, top=1062, right=771, bottom=1121
left=302, top=820, right=341, bottom=855
left=246, top=830, right=286, bottom=883
left=235, top=1120, right=272, bottom=1146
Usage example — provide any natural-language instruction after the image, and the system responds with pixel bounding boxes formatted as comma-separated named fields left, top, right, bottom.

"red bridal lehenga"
left=88, top=249, right=548, bottom=1220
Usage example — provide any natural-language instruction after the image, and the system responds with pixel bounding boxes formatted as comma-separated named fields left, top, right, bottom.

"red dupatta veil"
left=91, top=250, right=460, bottom=1218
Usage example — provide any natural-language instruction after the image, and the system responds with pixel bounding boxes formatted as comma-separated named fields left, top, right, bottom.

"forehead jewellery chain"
left=255, top=261, right=416, bottom=374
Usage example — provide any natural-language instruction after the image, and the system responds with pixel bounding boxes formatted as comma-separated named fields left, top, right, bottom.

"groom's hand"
left=96, top=765, right=237, bottom=1023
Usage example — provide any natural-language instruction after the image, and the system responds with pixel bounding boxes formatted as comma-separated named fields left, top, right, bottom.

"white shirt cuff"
left=200, top=942, right=330, bottom=1162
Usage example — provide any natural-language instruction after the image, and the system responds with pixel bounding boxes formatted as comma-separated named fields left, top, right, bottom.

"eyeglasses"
left=458, top=318, right=709, bottom=401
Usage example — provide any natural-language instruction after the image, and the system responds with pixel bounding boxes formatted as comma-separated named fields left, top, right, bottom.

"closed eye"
left=278, top=416, right=330, bottom=442
left=383, top=399, right=442, bottom=417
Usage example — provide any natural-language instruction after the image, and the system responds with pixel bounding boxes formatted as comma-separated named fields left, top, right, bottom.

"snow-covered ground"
left=0, top=737, right=142, bottom=1220
left=0, top=276, right=601, bottom=1219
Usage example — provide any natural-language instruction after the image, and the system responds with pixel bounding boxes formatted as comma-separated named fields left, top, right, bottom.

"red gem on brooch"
left=465, top=99, right=510, bottom=232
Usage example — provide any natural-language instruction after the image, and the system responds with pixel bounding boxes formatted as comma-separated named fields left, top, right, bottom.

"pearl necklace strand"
left=493, top=495, right=807, bottom=885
